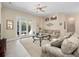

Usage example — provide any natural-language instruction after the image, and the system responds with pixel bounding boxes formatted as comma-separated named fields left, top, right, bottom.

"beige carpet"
left=20, top=37, right=50, bottom=57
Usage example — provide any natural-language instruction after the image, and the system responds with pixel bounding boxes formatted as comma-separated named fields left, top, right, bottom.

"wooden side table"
left=0, top=38, right=7, bottom=57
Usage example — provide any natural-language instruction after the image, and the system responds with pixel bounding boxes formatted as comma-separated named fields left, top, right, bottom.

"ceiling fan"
left=34, top=4, right=47, bottom=12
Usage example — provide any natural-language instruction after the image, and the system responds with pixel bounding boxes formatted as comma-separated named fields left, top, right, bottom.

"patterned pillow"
left=50, top=32, right=73, bottom=48
left=73, top=47, right=79, bottom=56
left=51, top=38, right=64, bottom=48
left=61, top=36, right=79, bottom=54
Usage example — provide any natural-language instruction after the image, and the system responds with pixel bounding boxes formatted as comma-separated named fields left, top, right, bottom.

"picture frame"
left=45, top=17, right=49, bottom=21
left=64, top=21, right=66, bottom=29
left=59, top=22, right=62, bottom=26
left=51, top=16, right=57, bottom=20
left=6, top=20, right=14, bottom=30
left=47, top=23, right=53, bottom=26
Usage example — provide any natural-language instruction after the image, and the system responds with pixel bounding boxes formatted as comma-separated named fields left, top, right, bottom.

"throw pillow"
left=50, top=38, right=64, bottom=48
left=61, top=35, right=79, bottom=54
left=50, top=32, right=73, bottom=48
left=73, top=46, right=79, bottom=57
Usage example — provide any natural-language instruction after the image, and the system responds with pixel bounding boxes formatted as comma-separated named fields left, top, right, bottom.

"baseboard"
left=6, top=36, right=32, bottom=42
left=6, top=37, right=19, bottom=42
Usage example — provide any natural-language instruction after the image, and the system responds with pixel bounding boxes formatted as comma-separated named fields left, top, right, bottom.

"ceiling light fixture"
left=34, top=3, right=47, bottom=13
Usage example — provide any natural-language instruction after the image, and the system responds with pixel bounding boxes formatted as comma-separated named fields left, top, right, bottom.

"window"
left=21, top=22, right=26, bottom=31
left=6, top=20, right=13, bottom=30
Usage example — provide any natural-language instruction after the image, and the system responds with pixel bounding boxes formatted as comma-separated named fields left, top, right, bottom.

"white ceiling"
left=2, top=2, right=79, bottom=16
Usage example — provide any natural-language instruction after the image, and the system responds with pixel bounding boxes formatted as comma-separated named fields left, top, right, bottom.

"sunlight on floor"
left=5, top=39, right=31, bottom=57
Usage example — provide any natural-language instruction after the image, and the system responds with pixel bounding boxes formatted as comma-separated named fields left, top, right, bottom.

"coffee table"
left=33, top=34, right=51, bottom=46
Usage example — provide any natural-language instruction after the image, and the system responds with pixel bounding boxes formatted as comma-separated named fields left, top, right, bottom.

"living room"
left=0, top=2, right=79, bottom=57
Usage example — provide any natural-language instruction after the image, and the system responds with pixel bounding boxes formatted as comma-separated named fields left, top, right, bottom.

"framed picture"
left=51, top=16, right=57, bottom=20
left=6, top=20, right=14, bottom=30
left=59, top=22, right=62, bottom=26
left=64, top=21, right=66, bottom=29
left=45, top=17, right=49, bottom=21
left=47, top=23, right=53, bottom=26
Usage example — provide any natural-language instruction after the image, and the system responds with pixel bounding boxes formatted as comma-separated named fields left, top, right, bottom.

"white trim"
left=16, top=16, right=32, bottom=38
left=6, top=37, right=19, bottom=42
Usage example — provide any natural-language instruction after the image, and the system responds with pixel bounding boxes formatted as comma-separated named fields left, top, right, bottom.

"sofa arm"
left=50, top=37, right=65, bottom=48
left=41, top=44, right=74, bottom=57
left=41, top=43, right=65, bottom=57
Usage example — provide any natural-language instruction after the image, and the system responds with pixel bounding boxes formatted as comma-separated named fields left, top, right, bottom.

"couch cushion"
left=42, top=45, right=74, bottom=57
left=50, top=32, right=73, bottom=48
left=73, top=47, right=79, bottom=57
left=61, top=35, right=79, bottom=54
left=42, top=44, right=65, bottom=57
left=60, top=32, right=73, bottom=39
left=50, top=38, right=64, bottom=48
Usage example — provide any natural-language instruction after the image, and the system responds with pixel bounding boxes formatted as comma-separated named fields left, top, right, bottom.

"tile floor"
left=5, top=39, right=31, bottom=57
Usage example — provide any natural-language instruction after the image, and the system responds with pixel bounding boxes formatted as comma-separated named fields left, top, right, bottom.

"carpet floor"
left=20, top=37, right=50, bottom=57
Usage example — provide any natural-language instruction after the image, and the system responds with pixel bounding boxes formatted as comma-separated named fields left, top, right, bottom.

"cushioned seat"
left=41, top=44, right=74, bottom=57
left=61, top=36, right=79, bottom=54
left=41, top=33, right=79, bottom=57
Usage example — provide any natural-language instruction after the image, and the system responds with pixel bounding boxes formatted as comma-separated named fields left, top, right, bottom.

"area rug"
left=20, top=37, right=49, bottom=57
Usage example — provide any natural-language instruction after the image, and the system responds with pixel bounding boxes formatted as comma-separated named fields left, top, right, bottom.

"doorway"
left=16, top=17, right=31, bottom=38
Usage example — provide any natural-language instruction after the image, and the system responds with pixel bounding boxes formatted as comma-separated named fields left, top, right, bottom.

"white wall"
left=1, top=7, right=44, bottom=40
left=43, top=14, right=67, bottom=35
left=74, top=14, right=79, bottom=35
left=2, top=7, right=79, bottom=40
left=62, top=14, right=79, bottom=35
left=42, top=13, right=79, bottom=36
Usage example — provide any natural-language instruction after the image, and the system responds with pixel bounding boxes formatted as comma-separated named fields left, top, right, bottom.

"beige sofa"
left=41, top=33, right=79, bottom=57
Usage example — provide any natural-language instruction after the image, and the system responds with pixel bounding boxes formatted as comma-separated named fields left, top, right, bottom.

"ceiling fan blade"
left=41, top=6, right=47, bottom=8
left=40, top=9, right=45, bottom=12
left=36, top=7, right=40, bottom=10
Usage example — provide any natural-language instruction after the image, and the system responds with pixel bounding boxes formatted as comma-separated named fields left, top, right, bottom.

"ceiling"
left=2, top=2, right=79, bottom=16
